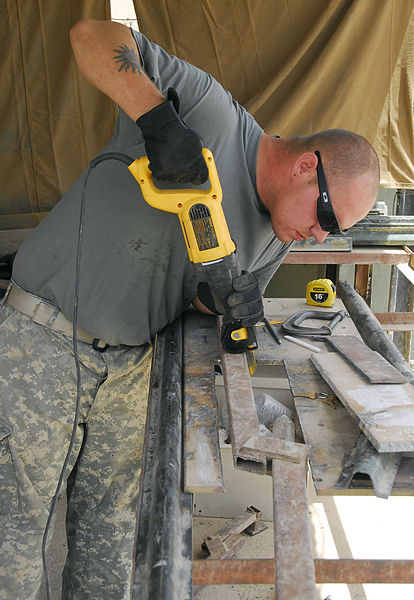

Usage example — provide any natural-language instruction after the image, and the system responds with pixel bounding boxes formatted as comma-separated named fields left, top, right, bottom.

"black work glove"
left=136, top=88, right=208, bottom=185
left=198, top=271, right=264, bottom=328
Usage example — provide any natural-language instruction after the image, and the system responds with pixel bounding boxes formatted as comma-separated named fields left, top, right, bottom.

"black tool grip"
left=221, top=319, right=258, bottom=354
left=198, top=253, right=259, bottom=353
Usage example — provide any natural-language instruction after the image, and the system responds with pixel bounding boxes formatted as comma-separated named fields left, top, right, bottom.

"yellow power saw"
left=128, top=148, right=258, bottom=354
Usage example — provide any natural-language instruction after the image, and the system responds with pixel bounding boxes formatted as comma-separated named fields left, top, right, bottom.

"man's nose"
left=311, top=226, right=329, bottom=244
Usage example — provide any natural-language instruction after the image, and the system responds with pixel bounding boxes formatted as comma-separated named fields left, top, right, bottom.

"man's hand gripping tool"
left=128, top=148, right=258, bottom=354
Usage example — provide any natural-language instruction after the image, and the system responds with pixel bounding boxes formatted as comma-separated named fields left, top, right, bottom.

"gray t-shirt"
left=13, top=31, right=291, bottom=346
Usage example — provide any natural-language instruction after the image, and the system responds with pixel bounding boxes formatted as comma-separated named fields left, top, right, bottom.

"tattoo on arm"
left=112, top=44, right=142, bottom=73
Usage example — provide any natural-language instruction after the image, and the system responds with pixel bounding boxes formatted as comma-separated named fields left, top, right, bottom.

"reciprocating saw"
left=128, top=148, right=258, bottom=354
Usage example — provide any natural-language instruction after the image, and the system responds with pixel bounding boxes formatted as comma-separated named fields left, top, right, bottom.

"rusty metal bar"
left=271, top=416, right=317, bottom=599
left=193, top=558, right=414, bottom=585
left=218, top=318, right=266, bottom=474
left=183, top=312, right=224, bottom=493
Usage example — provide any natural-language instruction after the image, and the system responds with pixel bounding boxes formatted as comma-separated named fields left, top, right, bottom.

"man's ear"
left=292, top=152, right=318, bottom=177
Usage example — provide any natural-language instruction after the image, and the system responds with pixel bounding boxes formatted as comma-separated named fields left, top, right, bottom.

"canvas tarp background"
left=0, top=0, right=116, bottom=230
left=1, top=1, right=413, bottom=233
left=135, top=0, right=414, bottom=190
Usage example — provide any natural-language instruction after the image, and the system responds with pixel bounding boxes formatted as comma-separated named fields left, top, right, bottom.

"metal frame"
left=132, top=295, right=414, bottom=597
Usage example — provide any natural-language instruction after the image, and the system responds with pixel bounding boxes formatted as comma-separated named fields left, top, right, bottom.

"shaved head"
left=287, top=129, right=380, bottom=203
left=256, top=128, right=380, bottom=243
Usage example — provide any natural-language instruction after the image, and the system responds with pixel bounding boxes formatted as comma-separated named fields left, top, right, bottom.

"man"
left=0, top=19, right=379, bottom=600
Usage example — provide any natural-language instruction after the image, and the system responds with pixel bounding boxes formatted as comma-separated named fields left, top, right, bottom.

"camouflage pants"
left=0, top=303, right=153, bottom=600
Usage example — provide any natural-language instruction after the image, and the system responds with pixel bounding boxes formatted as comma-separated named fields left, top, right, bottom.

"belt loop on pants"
left=5, top=281, right=109, bottom=349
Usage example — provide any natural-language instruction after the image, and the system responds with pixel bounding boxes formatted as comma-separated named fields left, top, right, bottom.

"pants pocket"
left=0, top=419, right=19, bottom=516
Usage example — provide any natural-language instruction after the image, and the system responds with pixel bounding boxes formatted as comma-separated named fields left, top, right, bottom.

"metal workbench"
left=131, top=284, right=414, bottom=599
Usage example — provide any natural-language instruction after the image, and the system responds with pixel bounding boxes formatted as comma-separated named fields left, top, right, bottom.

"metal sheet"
left=312, top=352, right=414, bottom=452
left=338, top=280, right=414, bottom=384
left=183, top=311, right=224, bottom=493
left=326, top=335, right=406, bottom=384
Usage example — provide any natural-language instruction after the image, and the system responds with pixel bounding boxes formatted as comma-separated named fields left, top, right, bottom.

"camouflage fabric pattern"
left=0, top=303, right=152, bottom=599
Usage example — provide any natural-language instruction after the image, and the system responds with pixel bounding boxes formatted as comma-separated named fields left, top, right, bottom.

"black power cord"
left=41, top=152, right=133, bottom=599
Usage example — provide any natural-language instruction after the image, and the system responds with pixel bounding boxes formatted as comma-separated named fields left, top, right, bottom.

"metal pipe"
left=132, top=318, right=193, bottom=600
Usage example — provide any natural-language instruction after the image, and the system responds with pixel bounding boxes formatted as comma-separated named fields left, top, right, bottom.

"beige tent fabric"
left=0, top=0, right=116, bottom=230
left=135, top=0, right=414, bottom=189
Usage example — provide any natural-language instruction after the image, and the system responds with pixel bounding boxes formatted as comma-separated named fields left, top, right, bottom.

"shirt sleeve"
left=131, top=29, right=213, bottom=116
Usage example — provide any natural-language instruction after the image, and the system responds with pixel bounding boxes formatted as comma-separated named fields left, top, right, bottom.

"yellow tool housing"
left=306, top=278, right=336, bottom=307
left=128, top=148, right=235, bottom=264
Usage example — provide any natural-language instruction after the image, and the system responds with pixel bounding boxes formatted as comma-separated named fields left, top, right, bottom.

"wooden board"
left=312, top=352, right=414, bottom=452
left=326, top=335, right=406, bottom=384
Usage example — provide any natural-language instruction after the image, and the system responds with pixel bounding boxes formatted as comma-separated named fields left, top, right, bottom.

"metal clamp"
left=281, top=309, right=347, bottom=337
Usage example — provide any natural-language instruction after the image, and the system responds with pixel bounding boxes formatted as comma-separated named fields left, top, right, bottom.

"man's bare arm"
left=70, top=19, right=164, bottom=121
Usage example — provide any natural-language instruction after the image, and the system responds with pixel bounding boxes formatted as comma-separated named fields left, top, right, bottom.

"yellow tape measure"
left=306, top=278, right=336, bottom=307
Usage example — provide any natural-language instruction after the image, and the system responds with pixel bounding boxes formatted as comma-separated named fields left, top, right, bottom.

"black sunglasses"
left=315, top=150, right=347, bottom=235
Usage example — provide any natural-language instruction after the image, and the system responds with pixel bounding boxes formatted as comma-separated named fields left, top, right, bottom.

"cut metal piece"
left=194, top=506, right=268, bottom=594
left=244, top=505, right=268, bottom=536
left=337, top=280, right=414, bottom=385
left=242, top=433, right=309, bottom=463
left=335, top=432, right=402, bottom=499
left=289, top=359, right=414, bottom=494
left=312, top=352, right=414, bottom=452
left=201, top=505, right=268, bottom=559
left=271, top=415, right=317, bottom=600
left=326, top=335, right=406, bottom=384
left=183, top=311, right=224, bottom=493
left=201, top=533, right=244, bottom=560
